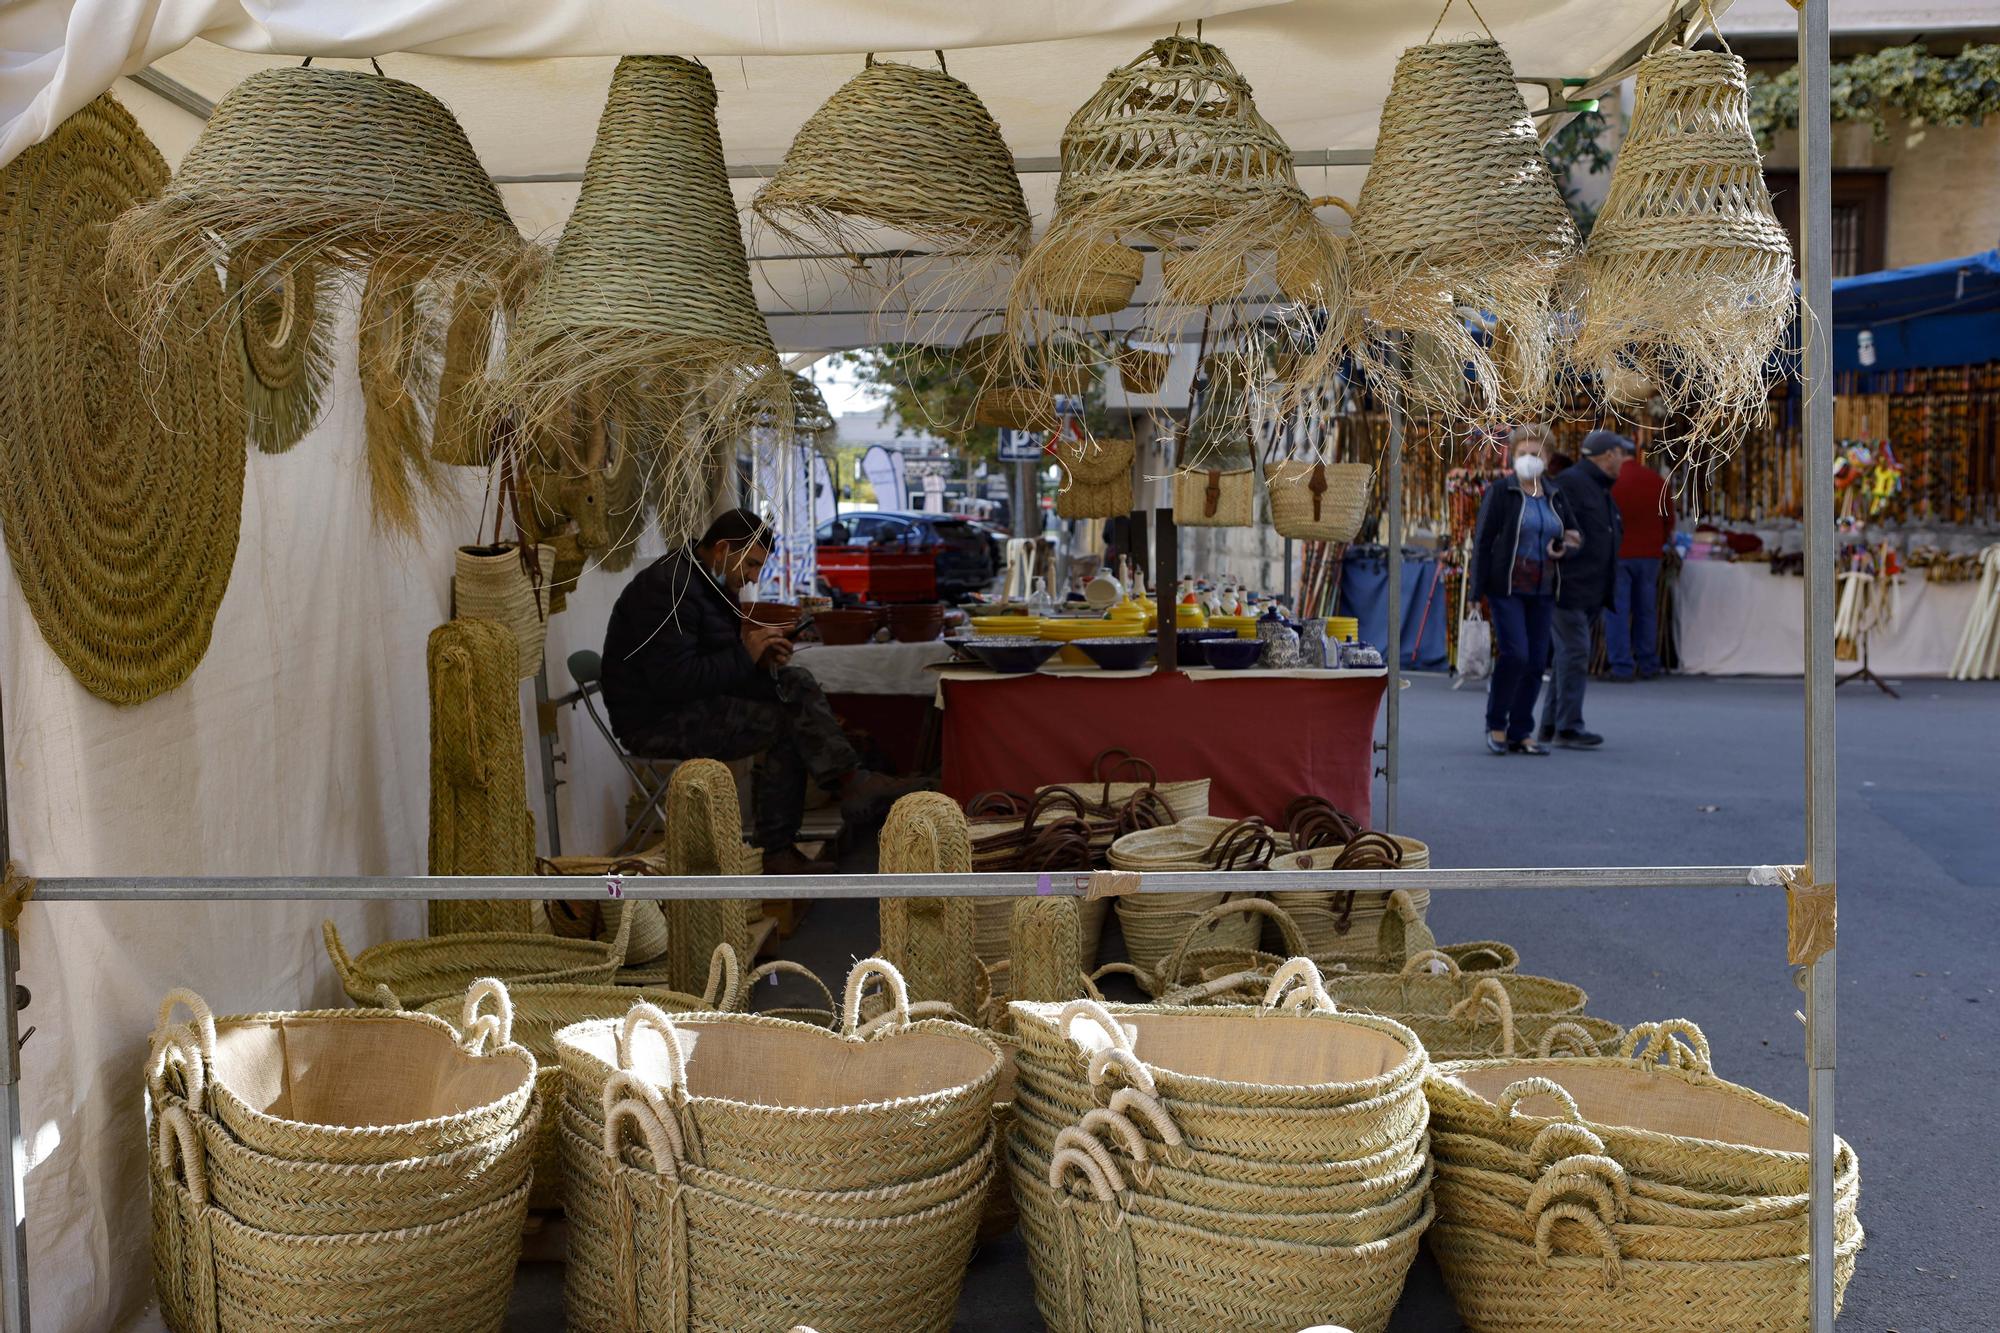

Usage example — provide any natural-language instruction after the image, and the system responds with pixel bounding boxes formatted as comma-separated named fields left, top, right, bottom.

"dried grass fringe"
left=226, top=249, right=331, bottom=454
left=358, top=261, right=449, bottom=540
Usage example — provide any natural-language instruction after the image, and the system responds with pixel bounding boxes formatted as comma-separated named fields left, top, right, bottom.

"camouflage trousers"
left=624, top=667, right=858, bottom=850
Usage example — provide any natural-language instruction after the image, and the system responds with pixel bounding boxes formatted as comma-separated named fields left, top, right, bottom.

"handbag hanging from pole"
left=1053, top=423, right=1134, bottom=520
left=1172, top=340, right=1256, bottom=528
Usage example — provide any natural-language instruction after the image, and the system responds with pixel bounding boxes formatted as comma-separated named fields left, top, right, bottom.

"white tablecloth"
left=792, top=639, right=954, bottom=695
left=1674, top=561, right=1975, bottom=676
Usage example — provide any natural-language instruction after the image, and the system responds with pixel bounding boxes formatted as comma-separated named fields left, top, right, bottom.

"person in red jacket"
left=1604, top=446, right=1676, bottom=680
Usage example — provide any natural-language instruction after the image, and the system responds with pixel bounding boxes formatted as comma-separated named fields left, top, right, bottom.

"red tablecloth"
left=939, top=671, right=1384, bottom=823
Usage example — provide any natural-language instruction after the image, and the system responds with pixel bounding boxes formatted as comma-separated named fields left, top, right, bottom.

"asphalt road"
left=511, top=672, right=1999, bottom=1330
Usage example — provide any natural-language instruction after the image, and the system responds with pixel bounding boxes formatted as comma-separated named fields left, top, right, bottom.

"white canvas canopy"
left=0, top=3, right=1736, bottom=1329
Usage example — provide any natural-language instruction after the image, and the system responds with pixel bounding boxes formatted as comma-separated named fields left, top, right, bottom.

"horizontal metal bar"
left=26, top=866, right=1763, bottom=901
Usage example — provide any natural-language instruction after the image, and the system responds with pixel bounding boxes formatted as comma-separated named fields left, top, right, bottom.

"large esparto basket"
left=453, top=543, right=553, bottom=680
left=324, top=912, right=631, bottom=1009
left=1039, top=748, right=1210, bottom=822
left=1267, top=460, right=1372, bottom=542
left=1321, top=950, right=1585, bottom=1026
left=151, top=988, right=535, bottom=1167
left=555, top=959, right=1002, bottom=1192
left=151, top=1113, right=530, bottom=1333
left=1429, top=1021, right=1861, bottom=1198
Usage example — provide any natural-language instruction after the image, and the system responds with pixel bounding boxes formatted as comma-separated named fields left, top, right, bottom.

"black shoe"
left=1604, top=672, right=1636, bottom=683
left=1485, top=732, right=1508, bottom=755
left=1536, top=724, right=1555, bottom=745
left=1557, top=729, right=1604, bottom=749
left=1508, top=739, right=1552, bottom=756
left=1638, top=669, right=1663, bottom=681
left=762, top=846, right=836, bottom=876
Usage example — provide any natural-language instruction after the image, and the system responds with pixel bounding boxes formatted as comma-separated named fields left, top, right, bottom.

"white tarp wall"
left=0, top=2, right=1726, bottom=1327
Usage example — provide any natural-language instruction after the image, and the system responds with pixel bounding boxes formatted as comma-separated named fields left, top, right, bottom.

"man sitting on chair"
left=601, top=509, right=917, bottom=874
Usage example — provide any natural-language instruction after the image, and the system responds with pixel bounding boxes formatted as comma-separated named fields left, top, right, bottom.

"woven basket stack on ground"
left=1320, top=950, right=1604, bottom=1063
left=1426, top=1021, right=1863, bottom=1328
left=1107, top=815, right=1285, bottom=978
left=1006, top=960, right=1433, bottom=1333
left=147, top=985, right=537, bottom=1332
left=324, top=911, right=631, bottom=1009
left=554, top=959, right=1003, bottom=1331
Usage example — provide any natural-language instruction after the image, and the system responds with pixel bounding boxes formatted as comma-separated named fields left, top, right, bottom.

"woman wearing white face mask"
left=1466, top=424, right=1581, bottom=754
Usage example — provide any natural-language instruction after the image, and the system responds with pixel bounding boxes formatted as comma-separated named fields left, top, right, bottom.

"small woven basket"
left=1018, top=234, right=1145, bottom=319
left=323, top=913, right=631, bottom=1010
left=974, top=385, right=1059, bottom=432
left=453, top=543, right=553, bottom=680
left=1266, top=460, right=1373, bottom=542
left=1172, top=467, right=1256, bottom=528
left=1053, top=435, right=1135, bottom=520
left=1114, top=330, right=1170, bottom=394
left=1322, top=949, right=1586, bottom=1028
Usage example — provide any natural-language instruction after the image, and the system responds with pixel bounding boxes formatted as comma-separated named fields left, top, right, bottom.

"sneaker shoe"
left=1485, top=731, right=1509, bottom=755
left=1557, top=729, right=1604, bottom=749
left=762, top=846, right=836, bottom=875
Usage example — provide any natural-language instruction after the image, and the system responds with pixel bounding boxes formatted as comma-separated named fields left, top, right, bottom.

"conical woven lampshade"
left=1347, top=34, right=1578, bottom=423
left=1575, top=43, right=1793, bottom=459
left=753, top=56, right=1029, bottom=260
left=0, top=94, right=246, bottom=706
left=496, top=56, right=781, bottom=539
left=1011, top=36, right=1315, bottom=367
left=109, top=66, right=523, bottom=348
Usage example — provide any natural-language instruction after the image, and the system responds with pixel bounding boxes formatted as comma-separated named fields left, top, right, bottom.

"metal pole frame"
left=1383, top=340, right=1405, bottom=834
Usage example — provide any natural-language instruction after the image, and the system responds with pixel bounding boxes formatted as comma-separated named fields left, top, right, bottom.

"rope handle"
left=1158, top=969, right=1269, bottom=1006
left=615, top=1003, right=688, bottom=1099
left=1105, top=1086, right=1187, bottom=1148
left=1399, top=948, right=1461, bottom=977
left=1260, top=957, right=1336, bottom=1013
left=700, top=944, right=743, bottom=1012
left=154, top=1102, right=209, bottom=1208
left=1536, top=1021, right=1603, bottom=1059
left=1087, top=1045, right=1159, bottom=1097
left=1048, top=1142, right=1120, bottom=1204
left=1619, top=1020, right=1713, bottom=1073
left=853, top=1000, right=966, bottom=1039
left=744, top=960, right=836, bottom=1017
left=1526, top=1152, right=1632, bottom=1226
left=1090, top=748, right=1159, bottom=788
left=1082, top=964, right=1152, bottom=1001
left=1499, top=1076, right=1584, bottom=1126
left=1304, top=195, right=1359, bottom=223
left=1073, top=1109, right=1151, bottom=1167
left=458, top=978, right=515, bottom=1055
left=320, top=921, right=363, bottom=994
left=1056, top=997, right=1133, bottom=1053
left=602, top=1089, right=685, bottom=1185
left=146, top=1024, right=206, bottom=1109
left=1529, top=1122, right=1609, bottom=1170
left=156, top=989, right=219, bottom=1070
left=1427, top=0, right=1496, bottom=43
left=1533, top=1201, right=1624, bottom=1289
left=1160, top=897, right=1305, bottom=989
left=374, top=984, right=402, bottom=1009
left=1446, top=977, right=1517, bottom=1055
left=840, top=958, right=912, bottom=1038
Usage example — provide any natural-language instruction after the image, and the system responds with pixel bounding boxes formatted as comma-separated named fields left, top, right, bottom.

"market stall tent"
left=1831, top=248, right=2000, bottom=372
left=0, top=6, right=1867, bottom=1333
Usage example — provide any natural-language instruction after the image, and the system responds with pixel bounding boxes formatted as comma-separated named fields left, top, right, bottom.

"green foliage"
left=1749, top=43, right=2000, bottom=146
left=1543, top=108, right=1614, bottom=238
left=837, top=344, right=1118, bottom=462
left=828, top=444, right=876, bottom=505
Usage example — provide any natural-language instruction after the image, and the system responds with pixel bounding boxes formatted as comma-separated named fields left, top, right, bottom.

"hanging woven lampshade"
left=1574, top=38, right=1793, bottom=458
left=752, top=54, right=1029, bottom=265
left=1346, top=20, right=1578, bottom=423
left=226, top=248, right=331, bottom=454
left=0, top=94, right=246, bottom=706
left=109, top=65, right=523, bottom=349
left=1011, top=35, right=1315, bottom=353
left=495, top=56, right=781, bottom=539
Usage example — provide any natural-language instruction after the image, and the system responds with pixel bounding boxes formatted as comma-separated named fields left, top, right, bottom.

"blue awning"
left=1830, top=249, right=2000, bottom=372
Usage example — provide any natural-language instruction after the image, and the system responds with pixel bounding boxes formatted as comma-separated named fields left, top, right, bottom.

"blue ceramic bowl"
left=1202, top=637, right=1265, bottom=670
left=965, top=637, right=1064, bottom=674
left=1075, top=637, right=1159, bottom=671
left=1175, top=627, right=1237, bottom=665
left=941, top=635, right=977, bottom=662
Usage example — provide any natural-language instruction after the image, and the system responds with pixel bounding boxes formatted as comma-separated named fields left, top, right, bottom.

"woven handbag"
left=453, top=542, right=553, bottom=680
left=323, top=912, right=631, bottom=1009
left=1172, top=466, right=1255, bottom=527
left=1037, top=748, right=1210, bottom=823
left=1266, top=460, right=1373, bottom=542
left=1052, top=435, right=1134, bottom=520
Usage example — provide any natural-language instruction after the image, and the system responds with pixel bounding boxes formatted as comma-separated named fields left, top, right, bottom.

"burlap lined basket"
left=878, top=793, right=982, bottom=1016
left=1171, top=465, right=1256, bottom=528
left=1266, top=460, right=1373, bottom=542
left=324, top=912, right=631, bottom=1009
left=1320, top=949, right=1586, bottom=1031
left=0, top=94, right=246, bottom=707
left=151, top=989, right=536, bottom=1167
left=453, top=543, right=553, bottom=680
left=1053, top=435, right=1135, bottom=520
left=554, top=959, right=1003, bottom=1193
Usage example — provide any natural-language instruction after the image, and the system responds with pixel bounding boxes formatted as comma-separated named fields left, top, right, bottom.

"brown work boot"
left=761, top=845, right=835, bottom=876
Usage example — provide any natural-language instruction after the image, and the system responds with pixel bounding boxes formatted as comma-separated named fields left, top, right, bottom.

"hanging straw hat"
left=1011, top=35, right=1315, bottom=359
left=1346, top=2, right=1578, bottom=423
left=495, top=56, right=782, bottom=538
left=1574, top=9, right=1793, bottom=462
left=226, top=248, right=331, bottom=454
left=108, top=64, right=523, bottom=352
left=752, top=53, right=1029, bottom=263
left=0, top=94, right=246, bottom=706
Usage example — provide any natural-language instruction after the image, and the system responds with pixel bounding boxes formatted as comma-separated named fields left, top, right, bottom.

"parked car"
left=816, top=510, right=998, bottom=600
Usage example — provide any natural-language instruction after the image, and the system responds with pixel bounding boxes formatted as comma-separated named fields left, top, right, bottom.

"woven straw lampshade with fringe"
left=496, top=55, right=782, bottom=544
left=226, top=249, right=331, bottom=454
left=108, top=65, right=523, bottom=348
left=1346, top=13, right=1578, bottom=424
left=1575, top=33, right=1793, bottom=461
left=1011, top=35, right=1314, bottom=356
left=0, top=94, right=246, bottom=706
left=753, top=55, right=1029, bottom=263
left=426, top=617, right=536, bottom=934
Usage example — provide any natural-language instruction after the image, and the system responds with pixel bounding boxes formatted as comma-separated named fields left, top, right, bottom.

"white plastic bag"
left=1454, top=614, right=1492, bottom=685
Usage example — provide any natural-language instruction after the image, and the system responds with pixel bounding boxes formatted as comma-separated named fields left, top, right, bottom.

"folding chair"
left=564, top=649, right=678, bottom=853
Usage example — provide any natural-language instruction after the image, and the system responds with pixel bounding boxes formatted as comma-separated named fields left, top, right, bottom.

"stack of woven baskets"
left=1006, top=959, right=1433, bottom=1333
left=323, top=910, right=632, bottom=1008
left=554, top=959, right=1003, bottom=1331
left=1107, top=815, right=1286, bottom=977
left=1426, top=1021, right=1863, bottom=1328
left=147, top=985, right=538, bottom=1332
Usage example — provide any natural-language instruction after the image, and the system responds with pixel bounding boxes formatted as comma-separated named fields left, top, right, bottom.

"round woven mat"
left=0, top=94, right=245, bottom=705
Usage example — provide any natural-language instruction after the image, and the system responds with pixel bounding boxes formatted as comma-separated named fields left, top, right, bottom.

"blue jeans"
left=1603, top=557, right=1662, bottom=677
left=1485, top=594, right=1553, bottom=742
left=1542, top=606, right=1597, bottom=735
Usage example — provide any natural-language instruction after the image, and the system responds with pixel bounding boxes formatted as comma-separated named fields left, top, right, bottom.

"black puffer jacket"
left=1548, top=462, right=1623, bottom=612
left=600, top=549, right=773, bottom=745
left=1468, top=475, right=1579, bottom=602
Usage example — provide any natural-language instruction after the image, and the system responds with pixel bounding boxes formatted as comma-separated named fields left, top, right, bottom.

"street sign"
left=996, top=428, right=1043, bottom=462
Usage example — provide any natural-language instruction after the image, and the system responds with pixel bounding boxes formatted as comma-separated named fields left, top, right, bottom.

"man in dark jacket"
left=601, top=509, right=911, bottom=873
left=1539, top=430, right=1628, bottom=748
